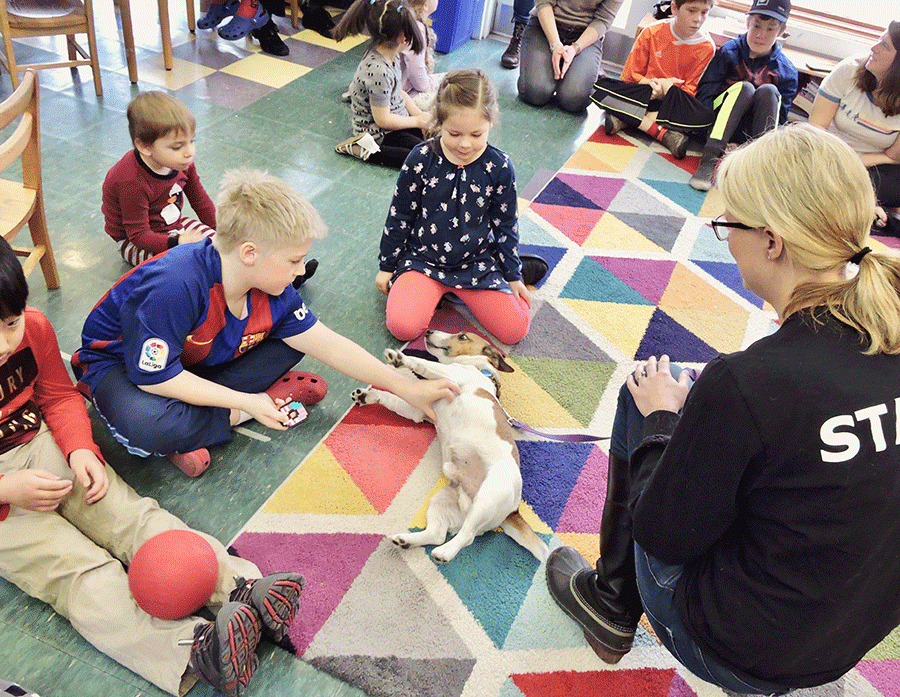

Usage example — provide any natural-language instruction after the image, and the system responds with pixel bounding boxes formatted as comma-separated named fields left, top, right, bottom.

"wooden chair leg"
left=158, top=0, right=173, bottom=70
left=290, top=0, right=299, bottom=29
left=186, top=0, right=196, bottom=32
left=28, top=198, right=60, bottom=290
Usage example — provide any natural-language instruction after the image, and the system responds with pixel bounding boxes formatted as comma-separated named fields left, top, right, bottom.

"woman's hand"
left=626, top=355, right=691, bottom=416
left=509, top=279, right=532, bottom=307
left=874, top=205, right=888, bottom=228
left=376, top=270, right=393, bottom=295
left=551, top=42, right=567, bottom=79
left=558, top=45, right=578, bottom=79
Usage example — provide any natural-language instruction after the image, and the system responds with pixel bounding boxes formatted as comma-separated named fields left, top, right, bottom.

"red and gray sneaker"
left=230, top=573, right=305, bottom=643
left=190, top=602, right=261, bottom=697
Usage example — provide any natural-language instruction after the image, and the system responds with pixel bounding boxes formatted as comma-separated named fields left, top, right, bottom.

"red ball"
left=128, top=530, right=219, bottom=620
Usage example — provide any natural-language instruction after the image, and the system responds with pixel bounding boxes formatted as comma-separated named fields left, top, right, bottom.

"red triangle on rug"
left=512, top=667, right=686, bottom=696
left=325, top=412, right=435, bottom=513
left=658, top=152, right=702, bottom=174
left=587, top=128, right=636, bottom=145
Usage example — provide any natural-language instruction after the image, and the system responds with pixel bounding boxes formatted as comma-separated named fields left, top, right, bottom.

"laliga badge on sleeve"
left=280, top=400, right=308, bottom=427
left=138, top=338, right=169, bottom=372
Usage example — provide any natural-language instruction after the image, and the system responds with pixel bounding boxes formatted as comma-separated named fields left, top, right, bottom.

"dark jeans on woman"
left=610, top=371, right=792, bottom=695
left=91, top=339, right=303, bottom=457
left=369, top=128, right=424, bottom=169
left=512, top=0, right=534, bottom=24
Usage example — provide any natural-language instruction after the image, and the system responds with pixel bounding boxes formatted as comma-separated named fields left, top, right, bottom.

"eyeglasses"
left=708, top=214, right=755, bottom=241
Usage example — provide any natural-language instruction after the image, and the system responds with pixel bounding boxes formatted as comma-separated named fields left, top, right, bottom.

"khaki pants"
left=0, top=426, right=260, bottom=695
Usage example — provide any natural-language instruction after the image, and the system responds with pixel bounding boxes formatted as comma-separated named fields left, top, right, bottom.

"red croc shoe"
left=167, top=448, right=211, bottom=477
left=266, top=371, right=328, bottom=406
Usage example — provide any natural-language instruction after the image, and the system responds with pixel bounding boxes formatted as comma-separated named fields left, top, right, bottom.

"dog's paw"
left=383, top=348, right=405, bottom=368
left=350, top=387, right=371, bottom=406
left=431, top=550, right=451, bottom=564
left=389, top=534, right=411, bottom=549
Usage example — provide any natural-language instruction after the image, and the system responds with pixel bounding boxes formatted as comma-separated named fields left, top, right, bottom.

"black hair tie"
left=849, top=247, right=872, bottom=265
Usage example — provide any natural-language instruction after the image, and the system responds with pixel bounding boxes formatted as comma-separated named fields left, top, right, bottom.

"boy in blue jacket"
left=689, top=0, right=797, bottom=190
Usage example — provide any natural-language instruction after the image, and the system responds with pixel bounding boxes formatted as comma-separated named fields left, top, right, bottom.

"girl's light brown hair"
left=432, top=69, right=498, bottom=133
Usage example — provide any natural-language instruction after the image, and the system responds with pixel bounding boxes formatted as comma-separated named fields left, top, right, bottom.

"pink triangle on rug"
left=556, top=173, right=627, bottom=211
left=594, top=256, right=677, bottom=304
left=530, top=203, right=606, bottom=245
left=667, top=672, right=697, bottom=697
left=556, top=445, right=607, bottom=534
left=231, top=531, right=382, bottom=655
left=857, top=659, right=900, bottom=696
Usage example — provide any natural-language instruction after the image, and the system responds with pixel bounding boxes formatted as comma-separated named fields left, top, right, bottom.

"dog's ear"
left=484, top=346, right=514, bottom=373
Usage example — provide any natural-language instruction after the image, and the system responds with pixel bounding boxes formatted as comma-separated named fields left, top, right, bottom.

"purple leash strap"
left=506, top=416, right=610, bottom=441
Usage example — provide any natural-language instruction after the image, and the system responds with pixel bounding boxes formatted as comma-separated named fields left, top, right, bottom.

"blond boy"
left=74, top=170, right=458, bottom=476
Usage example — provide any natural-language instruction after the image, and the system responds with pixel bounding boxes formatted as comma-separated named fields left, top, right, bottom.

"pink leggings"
left=386, top=271, right=531, bottom=345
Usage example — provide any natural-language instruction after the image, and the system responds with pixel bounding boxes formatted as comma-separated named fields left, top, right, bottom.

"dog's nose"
left=425, top=329, right=433, bottom=336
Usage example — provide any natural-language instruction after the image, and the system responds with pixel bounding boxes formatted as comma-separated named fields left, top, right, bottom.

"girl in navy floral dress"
left=376, top=69, right=541, bottom=344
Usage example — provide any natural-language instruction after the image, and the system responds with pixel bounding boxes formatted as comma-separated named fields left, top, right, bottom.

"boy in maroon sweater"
left=0, top=237, right=303, bottom=697
left=102, top=91, right=217, bottom=266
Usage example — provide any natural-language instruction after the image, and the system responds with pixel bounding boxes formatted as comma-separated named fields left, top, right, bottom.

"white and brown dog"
left=351, top=330, right=549, bottom=564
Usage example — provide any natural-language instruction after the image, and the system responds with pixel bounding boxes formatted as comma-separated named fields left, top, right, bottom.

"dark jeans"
left=635, top=546, right=791, bottom=695
left=610, top=368, right=791, bottom=694
left=369, top=128, right=424, bottom=169
left=92, top=339, right=303, bottom=457
left=512, top=0, right=534, bottom=23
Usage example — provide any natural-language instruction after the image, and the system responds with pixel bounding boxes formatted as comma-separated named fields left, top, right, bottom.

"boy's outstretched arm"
left=283, top=323, right=460, bottom=421
left=138, top=371, right=290, bottom=429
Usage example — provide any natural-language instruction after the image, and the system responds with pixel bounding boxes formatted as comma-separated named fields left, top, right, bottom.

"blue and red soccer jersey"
left=73, top=238, right=317, bottom=395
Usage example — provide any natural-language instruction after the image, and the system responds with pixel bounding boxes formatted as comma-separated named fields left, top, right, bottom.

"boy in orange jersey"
left=591, top=0, right=716, bottom=158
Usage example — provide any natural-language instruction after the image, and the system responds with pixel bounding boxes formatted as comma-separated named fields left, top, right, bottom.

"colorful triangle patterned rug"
left=231, top=124, right=900, bottom=697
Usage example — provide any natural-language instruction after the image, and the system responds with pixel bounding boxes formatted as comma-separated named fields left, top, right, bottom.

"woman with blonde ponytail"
left=546, top=123, right=900, bottom=692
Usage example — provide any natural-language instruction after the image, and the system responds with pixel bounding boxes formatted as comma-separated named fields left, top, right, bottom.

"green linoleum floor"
left=0, top=3, right=594, bottom=694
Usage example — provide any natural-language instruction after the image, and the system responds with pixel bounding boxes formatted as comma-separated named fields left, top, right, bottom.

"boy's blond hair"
left=214, top=169, right=327, bottom=253
left=127, top=91, right=195, bottom=145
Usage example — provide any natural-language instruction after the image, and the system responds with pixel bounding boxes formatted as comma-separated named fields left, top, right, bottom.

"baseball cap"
left=749, top=0, right=790, bottom=23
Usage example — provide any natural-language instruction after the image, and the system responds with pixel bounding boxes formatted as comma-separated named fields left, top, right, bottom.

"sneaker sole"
left=217, top=603, right=262, bottom=697
left=259, top=574, right=304, bottom=642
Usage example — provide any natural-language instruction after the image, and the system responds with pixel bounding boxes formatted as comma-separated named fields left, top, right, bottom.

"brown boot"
left=501, top=20, right=526, bottom=69
left=546, top=453, right=643, bottom=663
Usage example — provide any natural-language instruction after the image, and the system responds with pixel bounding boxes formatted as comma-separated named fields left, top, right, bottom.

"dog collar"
left=480, top=369, right=493, bottom=377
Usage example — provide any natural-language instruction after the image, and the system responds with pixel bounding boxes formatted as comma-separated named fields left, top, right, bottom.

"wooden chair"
left=0, top=70, right=59, bottom=289
left=0, top=0, right=102, bottom=97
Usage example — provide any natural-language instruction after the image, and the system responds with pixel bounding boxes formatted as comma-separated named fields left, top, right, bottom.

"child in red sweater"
left=0, top=236, right=304, bottom=696
left=103, top=91, right=217, bottom=266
